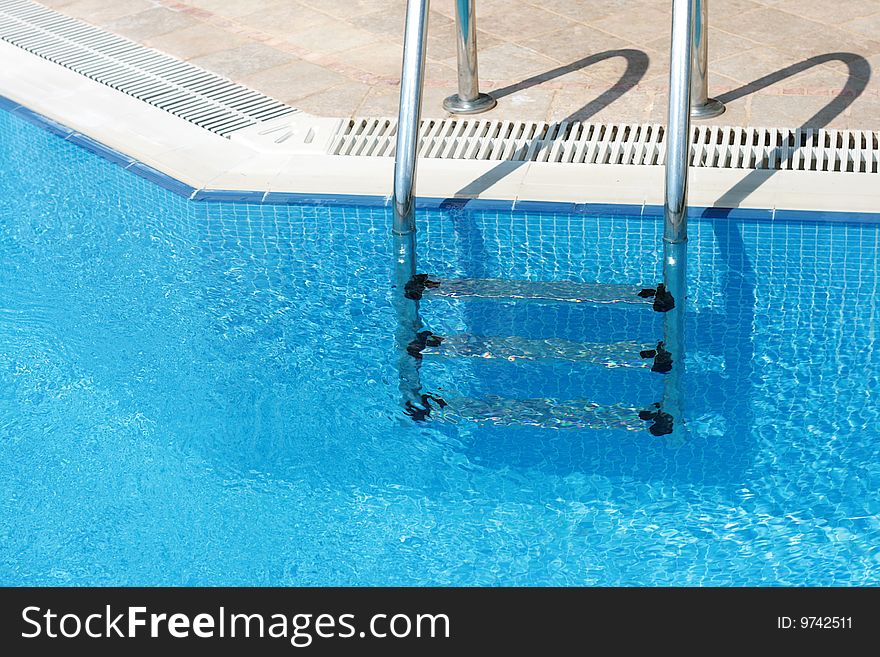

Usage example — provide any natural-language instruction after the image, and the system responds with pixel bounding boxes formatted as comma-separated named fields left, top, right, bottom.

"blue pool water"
left=1, top=108, right=878, bottom=586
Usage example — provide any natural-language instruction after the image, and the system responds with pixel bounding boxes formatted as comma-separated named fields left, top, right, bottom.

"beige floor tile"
left=574, top=52, right=652, bottom=88
left=748, top=94, right=844, bottom=129
left=39, top=0, right=880, bottom=130
left=842, top=92, right=880, bottom=130
left=279, top=17, right=379, bottom=55
left=235, top=2, right=332, bottom=36
left=350, top=6, right=453, bottom=40
left=145, top=23, right=251, bottom=59
left=188, top=43, right=295, bottom=80
left=242, top=60, right=349, bottom=103
left=785, top=66, right=859, bottom=96
left=435, top=30, right=504, bottom=64
left=645, top=28, right=761, bottom=65
left=60, top=0, right=155, bottom=24
left=842, top=10, right=880, bottom=41
left=104, top=8, right=200, bottom=41
left=696, top=96, right=752, bottom=128
left=647, top=89, right=754, bottom=126
left=472, top=0, right=538, bottom=18
left=484, top=87, right=558, bottom=121
left=532, top=0, right=649, bottom=24
left=348, top=9, right=490, bottom=63
left=707, top=0, right=765, bottom=20
left=478, top=1, right=580, bottom=41
left=640, top=47, right=673, bottom=87
left=706, top=29, right=761, bottom=63
left=712, top=47, right=806, bottom=86
left=341, top=42, right=456, bottom=83
left=772, top=25, right=880, bottom=62
left=476, top=42, right=562, bottom=82
left=354, top=85, right=402, bottom=117
left=592, top=7, right=677, bottom=46
left=356, top=84, right=450, bottom=118
left=290, top=82, right=373, bottom=116
left=552, top=86, right=653, bottom=123
left=708, top=72, right=746, bottom=98
left=717, top=7, right=825, bottom=45
left=805, top=96, right=862, bottom=130
left=184, top=0, right=294, bottom=20
left=519, top=24, right=634, bottom=67
left=774, top=0, right=880, bottom=24
left=297, top=0, right=391, bottom=20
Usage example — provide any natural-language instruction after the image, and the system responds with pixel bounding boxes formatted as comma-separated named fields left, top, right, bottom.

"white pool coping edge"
left=1, top=39, right=878, bottom=214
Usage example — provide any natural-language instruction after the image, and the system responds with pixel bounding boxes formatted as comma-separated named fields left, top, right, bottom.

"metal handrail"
left=691, top=0, right=725, bottom=118
left=443, top=0, right=496, bottom=114
left=392, top=0, right=430, bottom=236
left=443, top=0, right=719, bottom=119
left=660, top=0, right=695, bottom=442
left=392, top=0, right=431, bottom=414
left=396, top=0, right=714, bottom=227
left=391, top=0, right=701, bottom=433
left=665, top=0, right=694, bottom=246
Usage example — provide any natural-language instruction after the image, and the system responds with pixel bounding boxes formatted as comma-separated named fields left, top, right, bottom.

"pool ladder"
left=392, top=0, right=707, bottom=440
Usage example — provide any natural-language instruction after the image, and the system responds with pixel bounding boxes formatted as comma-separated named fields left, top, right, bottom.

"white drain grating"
left=331, top=118, right=880, bottom=173
left=0, top=0, right=297, bottom=136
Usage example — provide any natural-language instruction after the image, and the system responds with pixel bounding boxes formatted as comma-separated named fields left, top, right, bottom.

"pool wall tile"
left=10, top=105, right=73, bottom=139
left=584, top=202, right=645, bottom=217
left=262, top=192, right=389, bottom=207
left=774, top=208, right=880, bottom=225
left=514, top=200, right=577, bottom=214
left=66, top=132, right=136, bottom=168
left=0, top=96, right=21, bottom=112
left=191, top=189, right=267, bottom=203
left=125, top=162, right=196, bottom=199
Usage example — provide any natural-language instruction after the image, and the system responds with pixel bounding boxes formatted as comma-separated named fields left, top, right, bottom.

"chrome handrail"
left=691, top=0, right=725, bottom=118
left=391, top=0, right=699, bottom=434
left=392, top=0, right=431, bottom=413
left=660, top=0, right=695, bottom=442
left=665, top=0, right=693, bottom=247
left=392, top=0, right=430, bottom=235
left=443, top=0, right=496, bottom=114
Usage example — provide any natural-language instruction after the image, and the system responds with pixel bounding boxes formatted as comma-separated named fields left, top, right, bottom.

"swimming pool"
left=1, top=106, right=878, bottom=586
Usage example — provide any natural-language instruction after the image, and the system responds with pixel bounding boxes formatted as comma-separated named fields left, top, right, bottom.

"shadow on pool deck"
left=452, top=49, right=650, bottom=200
left=714, top=52, right=871, bottom=209
left=454, top=52, right=871, bottom=207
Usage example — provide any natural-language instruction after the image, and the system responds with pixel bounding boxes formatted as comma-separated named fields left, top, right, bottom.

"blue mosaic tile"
left=66, top=132, right=136, bottom=168
left=263, top=191, right=389, bottom=207
left=514, top=199, right=577, bottom=214
left=191, top=189, right=266, bottom=203
left=125, top=162, right=195, bottom=199
left=10, top=105, right=73, bottom=139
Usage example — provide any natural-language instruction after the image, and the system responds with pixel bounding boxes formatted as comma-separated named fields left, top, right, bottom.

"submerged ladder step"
left=421, top=334, right=653, bottom=368
left=429, top=395, right=645, bottom=431
left=409, top=276, right=652, bottom=306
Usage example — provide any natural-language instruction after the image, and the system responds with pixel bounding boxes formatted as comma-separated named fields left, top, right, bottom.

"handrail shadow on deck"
left=445, top=48, right=650, bottom=203
left=444, top=51, right=871, bottom=206
left=714, top=52, right=870, bottom=208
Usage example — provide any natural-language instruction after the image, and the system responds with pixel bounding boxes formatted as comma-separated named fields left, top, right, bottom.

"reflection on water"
left=1, top=108, right=879, bottom=586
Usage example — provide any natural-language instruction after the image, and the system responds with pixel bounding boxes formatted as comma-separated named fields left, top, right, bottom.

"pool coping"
left=1, top=38, right=878, bottom=223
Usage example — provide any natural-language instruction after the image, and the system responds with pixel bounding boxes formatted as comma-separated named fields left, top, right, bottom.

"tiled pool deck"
left=37, top=0, right=880, bottom=129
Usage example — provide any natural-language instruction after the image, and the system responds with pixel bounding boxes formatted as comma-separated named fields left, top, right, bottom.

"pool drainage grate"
left=1, top=0, right=877, bottom=174
left=331, top=118, right=880, bottom=174
left=0, top=0, right=297, bottom=137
